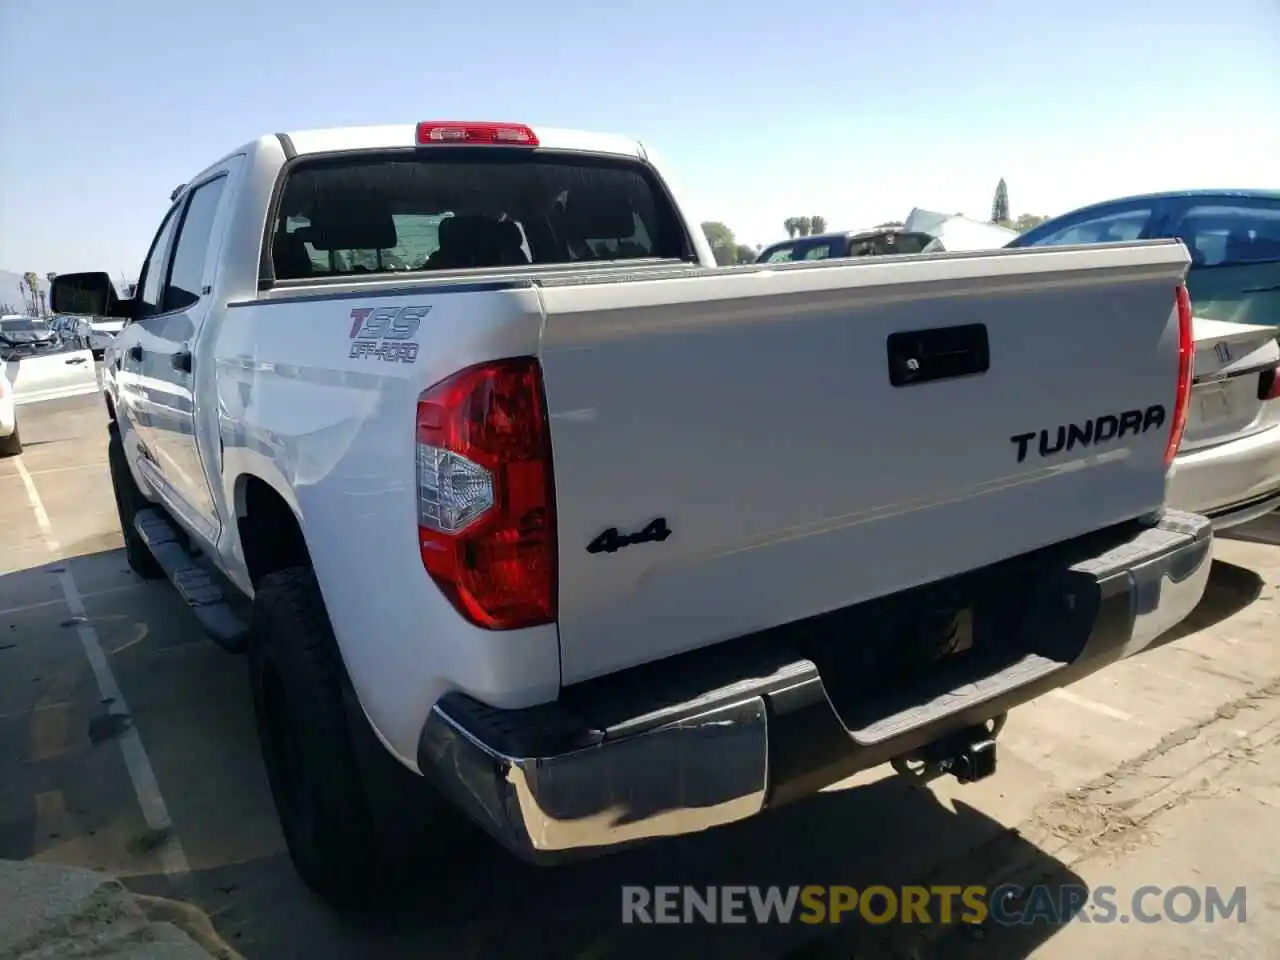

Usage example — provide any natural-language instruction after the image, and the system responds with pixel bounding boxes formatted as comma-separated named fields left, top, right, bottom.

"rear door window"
left=269, top=151, right=692, bottom=281
left=1169, top=197, right=1280, bottom=329
left=1168, top=198, right=1280, bottom=267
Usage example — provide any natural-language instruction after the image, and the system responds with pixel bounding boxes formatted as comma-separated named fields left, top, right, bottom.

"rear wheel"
left=107, top=426, right=164, bottom=580
left=248, top=567, right=463, bottom=908
left=0, top=423, right=20, bottom=457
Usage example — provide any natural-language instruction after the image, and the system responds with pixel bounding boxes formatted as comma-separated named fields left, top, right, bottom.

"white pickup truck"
left=53, top=120, right=1214, bottom=908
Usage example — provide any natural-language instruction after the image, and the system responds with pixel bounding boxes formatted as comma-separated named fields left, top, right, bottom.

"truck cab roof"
left=183, top=123, right=653, bottom=196
left=279, top=123, right=646, bottom=160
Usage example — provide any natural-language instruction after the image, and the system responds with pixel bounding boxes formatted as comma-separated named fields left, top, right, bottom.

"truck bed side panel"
left=211, top=286, right=559, bottom=765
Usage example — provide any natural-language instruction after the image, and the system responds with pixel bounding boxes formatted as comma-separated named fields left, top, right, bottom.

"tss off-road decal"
left=348, top=305, right=430, bottom=363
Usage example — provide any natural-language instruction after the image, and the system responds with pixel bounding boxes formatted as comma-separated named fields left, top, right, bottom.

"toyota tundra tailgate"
left=538, top=240, right=1193, bottom=683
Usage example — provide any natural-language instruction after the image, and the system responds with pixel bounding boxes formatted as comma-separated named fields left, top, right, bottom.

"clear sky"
left=2, top=0, right=1277, bottom=278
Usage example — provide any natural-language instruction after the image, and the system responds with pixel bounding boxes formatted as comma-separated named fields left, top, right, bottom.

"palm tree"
left=810, top=215, right=827, bottom=235
left=784, top=217, right=798, bottom=239
left=22, top=272, right=41, bottom=317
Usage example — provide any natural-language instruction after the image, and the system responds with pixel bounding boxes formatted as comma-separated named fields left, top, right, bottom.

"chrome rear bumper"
left=418, top=510, right=1213, bottom=862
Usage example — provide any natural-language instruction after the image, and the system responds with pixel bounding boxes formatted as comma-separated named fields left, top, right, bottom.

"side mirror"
left=50, top=272, right=131, bottom=320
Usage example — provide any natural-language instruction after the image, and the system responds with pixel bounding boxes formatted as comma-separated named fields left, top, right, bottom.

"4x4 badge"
left=587, top=518, right=672, bottom=555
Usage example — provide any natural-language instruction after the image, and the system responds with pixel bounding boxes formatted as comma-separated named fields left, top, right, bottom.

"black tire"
left=107, top=427, right=164, bottom=580
left=0, top=422, right=20, bottom=457
left=248, top=567, right=399, bottom=908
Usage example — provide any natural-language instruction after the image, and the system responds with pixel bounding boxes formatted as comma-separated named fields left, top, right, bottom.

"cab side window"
left=136, top=205, right=182, bottom=319
left=162, top=177, right=227, bottom=313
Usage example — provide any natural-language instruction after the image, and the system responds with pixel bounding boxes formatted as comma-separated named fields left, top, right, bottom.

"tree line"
left=997, top=213, right=1050, bottom=232
left=700, top=182, right=1051, bottom=267
left=990, top=177, right=1049, bottom=232
left=783, top=216, right=828, bottom=239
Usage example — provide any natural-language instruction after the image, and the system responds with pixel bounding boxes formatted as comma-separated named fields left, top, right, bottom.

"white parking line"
left=1049, top=686, right=1135, bottom=722
left=12, top=460, right=110, bottom=479
left=13, top=458, right=189, bottom=877
left=0, top=583, right=148, bottom=619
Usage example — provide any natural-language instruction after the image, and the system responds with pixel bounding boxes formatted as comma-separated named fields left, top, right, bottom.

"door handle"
left=128, top=344, right=143, bottom=361
left=887, top=323, right=990, bottom=387
left=65, top=356, right=88, bottom=365
left=172, top=349, right=192, bottom=373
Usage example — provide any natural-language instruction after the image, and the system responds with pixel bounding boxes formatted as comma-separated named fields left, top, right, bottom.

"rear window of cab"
left=268, top=150, right=693, bottom=281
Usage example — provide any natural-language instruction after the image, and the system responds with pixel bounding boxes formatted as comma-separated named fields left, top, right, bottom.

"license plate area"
left=1186, top=376, right=1263, bottom=445
left=1195, top=383, right=1234, bottom=427
left=799, top=539, right=1104, bottom=744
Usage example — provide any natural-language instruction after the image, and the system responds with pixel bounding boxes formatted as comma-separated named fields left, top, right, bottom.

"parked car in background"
left=50, top=314, right=90, bottom=347
left=1009, top=190, right=1280, bottom=528
left=0, top=315, right=99, bottom=408
left=0, top=315, right=62, bottom=355
left=84, top=316, right=125, bottom=357
left=50, top=313, right=123, bottom=358
left=757, top=227, right=936, bottom=263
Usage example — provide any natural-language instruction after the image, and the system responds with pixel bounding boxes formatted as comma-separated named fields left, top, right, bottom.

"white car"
left=1008, top=190, right=1280, bottom=529
left=0, top=316, right=100, bottom=436
left=0, top=369, right=17, bottom=456
left=85, top=317, right=125, bottom=355
left=1170, top=319, right=1280, bottom=528
left=51, top=314, right=124, bottom=356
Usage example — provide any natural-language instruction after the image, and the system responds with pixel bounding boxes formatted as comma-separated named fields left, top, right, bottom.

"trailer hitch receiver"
left=891, top=714, right=1005, bottom=785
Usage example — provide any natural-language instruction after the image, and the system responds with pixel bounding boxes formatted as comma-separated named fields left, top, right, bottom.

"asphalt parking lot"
left=2, top=393, right=1279, bottom=959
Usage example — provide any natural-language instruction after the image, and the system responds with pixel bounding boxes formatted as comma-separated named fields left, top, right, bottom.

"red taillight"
left=416, top=357, right=556, bottom=630
left=1260, top=365, right=1280, bottom=402
left=415, top=121, right=539, bottom=147
left=1165, top=284, right=1196, bottom=467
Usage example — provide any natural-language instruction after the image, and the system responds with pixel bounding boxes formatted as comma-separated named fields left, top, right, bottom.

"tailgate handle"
left=887, top=323, right=990, bottom=387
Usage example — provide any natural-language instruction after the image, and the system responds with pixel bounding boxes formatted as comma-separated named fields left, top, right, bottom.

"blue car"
left=1008, top=189, right=1280, bottom=331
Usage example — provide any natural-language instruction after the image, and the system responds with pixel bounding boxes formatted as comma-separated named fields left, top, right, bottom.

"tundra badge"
left=1010, top=406, right=1166, bottom=464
